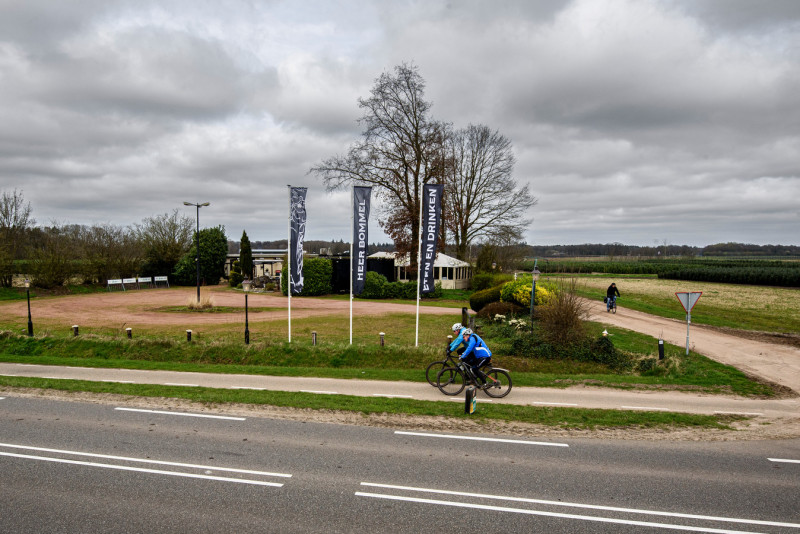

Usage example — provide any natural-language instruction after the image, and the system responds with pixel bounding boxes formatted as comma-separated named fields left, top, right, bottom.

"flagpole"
left=287, top=185, right=292, bottom=343
left=349, top=187, right=354, bottom=345
left=415, top=184, right=425, bottom=347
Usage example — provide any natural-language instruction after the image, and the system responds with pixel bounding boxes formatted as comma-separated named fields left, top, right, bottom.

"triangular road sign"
left=675, top=292, right=702, bottom=313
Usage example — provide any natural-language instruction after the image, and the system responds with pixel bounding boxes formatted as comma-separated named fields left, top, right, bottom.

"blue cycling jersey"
left=461, top=333, right=492, bottom=360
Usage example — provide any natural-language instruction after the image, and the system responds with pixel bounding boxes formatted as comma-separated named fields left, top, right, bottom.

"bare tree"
left=444, top=125, right=536, bottom=260
left=79, top=224, right=144, bottom=284
left=29, top=222, right=80, bottom=289
left=0, top=189, right=35, bottom=287
left=135, top=210, right=193, bottom=277
left=311, top=63, right=448, bottom=273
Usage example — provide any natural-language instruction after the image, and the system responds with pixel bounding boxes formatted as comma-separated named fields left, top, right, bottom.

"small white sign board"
left=675, top=291, right=702, bottom=355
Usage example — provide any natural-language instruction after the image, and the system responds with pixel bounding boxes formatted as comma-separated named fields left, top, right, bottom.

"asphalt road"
left=2, top=395, right=799, bottom=533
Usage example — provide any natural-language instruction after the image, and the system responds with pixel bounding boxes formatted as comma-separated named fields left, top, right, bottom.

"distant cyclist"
left=460, top=328, right=493, bottom=387
left=449, top=322, right=468, bottom=355
left=606, top=282, right=620, bottom=312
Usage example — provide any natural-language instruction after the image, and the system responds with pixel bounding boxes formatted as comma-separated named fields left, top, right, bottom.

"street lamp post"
left=529, top=260, right=540, bottom=331
left=183, top=201, right=210, bottom=303
left=25, top=278, right=33, bottom=336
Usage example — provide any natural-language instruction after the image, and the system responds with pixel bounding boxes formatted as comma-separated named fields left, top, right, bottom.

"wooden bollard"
left=72, top=325, right=79, bottom=337
left=126, top=327, right=132, bottom=339
left=186, top=329, right=192, bottom=342
left=379, top=332, right=385, bottom=347
left=312, top=331, right=317, bottom=346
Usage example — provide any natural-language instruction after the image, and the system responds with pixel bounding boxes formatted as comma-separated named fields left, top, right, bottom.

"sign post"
left=675, top=292, right=702, bottom=355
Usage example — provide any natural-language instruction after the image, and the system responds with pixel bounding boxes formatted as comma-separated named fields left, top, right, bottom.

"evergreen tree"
left=240, top=230, right=253, bottom=279
left=173, top=226, right=229, bottom=286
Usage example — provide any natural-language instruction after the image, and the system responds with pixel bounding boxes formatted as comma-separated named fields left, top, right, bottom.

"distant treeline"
left=521, top=258, right=800, bottom=288
left=521, top=242, right=800, bottom=258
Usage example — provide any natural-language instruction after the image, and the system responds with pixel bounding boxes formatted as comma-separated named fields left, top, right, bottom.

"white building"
left=224, top=249, right=286, bottom=279
left=368, top=251, right=472, bottom=290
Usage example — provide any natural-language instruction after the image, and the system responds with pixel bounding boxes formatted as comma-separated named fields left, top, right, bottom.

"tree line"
left=521, top=243, right=800, bottom=258
left=0, top=189, right=230, bottom=289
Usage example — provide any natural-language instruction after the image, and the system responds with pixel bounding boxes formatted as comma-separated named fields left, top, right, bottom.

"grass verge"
left=0, top=323, right=777, bottom=397
left=0, top=375, right=742, bottom=431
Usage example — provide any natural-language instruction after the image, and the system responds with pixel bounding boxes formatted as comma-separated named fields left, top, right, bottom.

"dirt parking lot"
left=0, top=286, right=460, bottom=329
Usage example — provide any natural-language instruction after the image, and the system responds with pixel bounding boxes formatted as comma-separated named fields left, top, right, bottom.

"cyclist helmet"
left=463, top=328, right=473, bottom=336
left=451, top=323, right=462, bottom=332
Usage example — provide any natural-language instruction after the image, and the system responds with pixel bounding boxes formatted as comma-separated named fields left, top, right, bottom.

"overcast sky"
left=1, top=0, right=798, bottom=247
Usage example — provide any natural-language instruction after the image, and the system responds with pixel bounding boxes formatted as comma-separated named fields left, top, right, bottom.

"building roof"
left=368, top=251, right=470, bottom=267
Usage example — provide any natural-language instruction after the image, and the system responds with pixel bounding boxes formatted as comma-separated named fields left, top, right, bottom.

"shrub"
left=499, top=277, right=554, bottom=308
left=229, top=260, right=244, bottom=288
left=536, top=278, right=590, bottom=346
left=476, top=301, right=526, bottom=320
left=280, top=257, right=333, bottom=296
left=359, top=271, right=387, bottom=299
left=469, top=285, right=503, bottom=312
left=472, top=273, right=512, bottom=291
left=510, top=331, right=633, bottom=371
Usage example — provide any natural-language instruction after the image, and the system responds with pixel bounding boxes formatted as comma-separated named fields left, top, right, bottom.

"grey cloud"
left=0, top=0, right=798, bottom=246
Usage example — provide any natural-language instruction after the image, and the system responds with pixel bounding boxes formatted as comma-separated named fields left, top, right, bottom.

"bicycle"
left=425, top=350, right=460, bottom=386
left=606, top=296, right=618, bottom=314
left=436, top=360, right=512, bottom=398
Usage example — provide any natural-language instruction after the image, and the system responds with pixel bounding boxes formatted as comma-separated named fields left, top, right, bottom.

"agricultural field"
left=547, top=274, right=800, bottom=335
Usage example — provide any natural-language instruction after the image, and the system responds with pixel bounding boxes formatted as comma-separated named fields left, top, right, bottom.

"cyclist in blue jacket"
left=460, top=328, right=494, bottom=388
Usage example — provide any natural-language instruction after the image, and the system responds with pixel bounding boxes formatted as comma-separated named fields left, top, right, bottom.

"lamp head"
left=24, top=278, right=30, bottom=289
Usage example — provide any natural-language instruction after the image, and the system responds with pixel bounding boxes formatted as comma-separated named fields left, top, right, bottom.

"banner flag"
left=419, top=183, right=443, bottom=294
left=352, top=186, right=372, bottom=295
left=289, top=187, right=307, bottom=295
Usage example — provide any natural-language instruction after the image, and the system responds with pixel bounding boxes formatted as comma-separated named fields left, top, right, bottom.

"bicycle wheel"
left=437, top=366, right=466, bottom=396
left=612, top=302, right=617, bottom=314
left=425, top=360, right=448, bottom=386
left=482, top=369, right=512, bottom=398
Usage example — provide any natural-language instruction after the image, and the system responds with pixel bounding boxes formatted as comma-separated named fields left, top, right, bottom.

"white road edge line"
left=395, top=431, right=568, bottom=447
left=768, top=458, right=800, bottom=464
left=230, top=387, right=267, bottom=390
left=0, top=442, right=291, bottom=478
left=373, top=394, right=413, bottom=398
left=115, top=407, right=245, bottom=421
left=300, top=390, right=338, bottom=394
left=101, top=380, right=136, bottom=383
left=163, top=383, right=199, bottom=387
left=714, top=411, right=763, bottom=416
left=360, top=482, right=800, bottom=529
left=355, top=492, right=770, bottom=533
left=533, top=402, right=578, bottom=406
left=621, top=405, right=671, bottom=411
left=0, top=451, right=283, bottom=487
